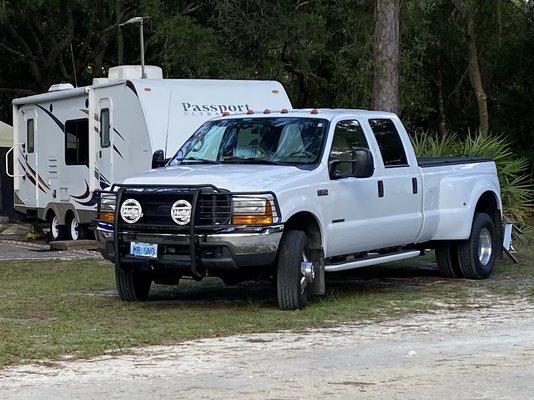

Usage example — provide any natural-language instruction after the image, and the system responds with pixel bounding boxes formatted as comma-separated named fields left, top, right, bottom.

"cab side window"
left=330, top=120, right=369, bottom=176
left=368, top=119, right=408, bottom=167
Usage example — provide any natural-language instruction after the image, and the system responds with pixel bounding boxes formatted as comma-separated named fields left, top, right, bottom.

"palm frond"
left=413, top=132, right=533, bottom=225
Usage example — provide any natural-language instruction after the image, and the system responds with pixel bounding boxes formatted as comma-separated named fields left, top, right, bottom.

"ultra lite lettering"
left=182, top=103, right=251, bottom=114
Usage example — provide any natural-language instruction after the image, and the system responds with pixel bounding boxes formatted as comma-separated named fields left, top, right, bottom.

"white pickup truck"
left=96, top=109, right=505, bottom=310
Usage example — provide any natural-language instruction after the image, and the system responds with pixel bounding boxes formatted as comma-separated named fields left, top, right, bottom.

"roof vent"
left=48, top=83, right=75, bottom=92
left=108, top=65, right=163, bottom=80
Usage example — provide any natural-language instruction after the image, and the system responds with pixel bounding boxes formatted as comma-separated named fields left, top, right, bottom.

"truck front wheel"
left=276, top=230, right=314, bottom=310
left=457, top=212, right=498, bottom=279
left=115, top=266, right=152, bottom=301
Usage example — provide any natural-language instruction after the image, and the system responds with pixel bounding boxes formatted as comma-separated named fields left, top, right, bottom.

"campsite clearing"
left=0, top=232, right=532, bottom=367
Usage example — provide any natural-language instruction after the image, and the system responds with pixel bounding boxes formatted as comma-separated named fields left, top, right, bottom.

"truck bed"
left=417, top=156, right=493, bottom=168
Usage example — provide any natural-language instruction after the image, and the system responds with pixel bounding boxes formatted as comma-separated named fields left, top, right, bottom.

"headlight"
left=231, top=194, right=279, bottom=225
left=98, top=192, right=116, bottom=222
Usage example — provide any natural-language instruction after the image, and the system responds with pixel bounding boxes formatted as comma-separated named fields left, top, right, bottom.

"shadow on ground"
left=146, top=257, right=444, bottom=308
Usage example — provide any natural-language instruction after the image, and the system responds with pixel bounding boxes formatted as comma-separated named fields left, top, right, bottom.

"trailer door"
left=97, top=99, right=113, bottom=188
left=20, top=109, right=40, bottom=207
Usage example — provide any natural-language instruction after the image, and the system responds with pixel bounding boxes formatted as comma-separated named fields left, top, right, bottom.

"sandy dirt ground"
left=1, top=300, right=533, bottom=399
left=0, top=239, right=100, bottom=261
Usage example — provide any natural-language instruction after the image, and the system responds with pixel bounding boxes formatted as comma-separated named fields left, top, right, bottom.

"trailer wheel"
left=49, top=213, right=66, bottom=241
left=115, top=265, right=152, bottom=301
left=457, top=212, right=498, bottom=279
left=435, top=241, right=462, bottom=278
left=276, top=230, right=313, bottom=310
left=67, top=214, right=86, bottom=241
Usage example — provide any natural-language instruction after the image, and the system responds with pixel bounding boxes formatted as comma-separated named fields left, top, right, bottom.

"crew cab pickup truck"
left=95, top=109, right=506, bottom=310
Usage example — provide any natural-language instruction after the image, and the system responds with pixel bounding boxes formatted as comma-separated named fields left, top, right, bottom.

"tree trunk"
left=437, top=63, right=447, bottom=135
left=453, top=0, right=489, bottom=137
left=496, top=0, right=503, bottom=46
left=116, top=0, right=124, bottom=65
left=372, top=0, right=401, bottom=114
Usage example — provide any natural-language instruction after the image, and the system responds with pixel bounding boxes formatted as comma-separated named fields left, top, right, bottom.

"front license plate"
left=130, top=242, right=158, bottom=258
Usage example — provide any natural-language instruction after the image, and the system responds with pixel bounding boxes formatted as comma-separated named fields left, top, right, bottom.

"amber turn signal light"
left=99, top=211, right=115, bottom=222
left=232, top=201, right=273, bottom=225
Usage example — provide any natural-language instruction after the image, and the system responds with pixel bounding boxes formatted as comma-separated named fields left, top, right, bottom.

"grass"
left=0, top=234, right=533, bottom=367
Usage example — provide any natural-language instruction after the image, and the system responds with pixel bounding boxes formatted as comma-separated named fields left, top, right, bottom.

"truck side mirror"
left=351, top=147, right=374, bottom=178
left=152, top=150, right=166, bottom=169
left=329, top=147, right=374, bottom=179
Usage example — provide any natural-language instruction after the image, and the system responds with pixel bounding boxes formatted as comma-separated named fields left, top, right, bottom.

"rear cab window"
left=368, top=119, right=408, bottom=168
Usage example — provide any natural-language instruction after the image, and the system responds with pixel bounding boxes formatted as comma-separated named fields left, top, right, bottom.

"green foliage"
left=0, top=0, right=533, bottom=168
left=413, top=132, right=534, bottom=224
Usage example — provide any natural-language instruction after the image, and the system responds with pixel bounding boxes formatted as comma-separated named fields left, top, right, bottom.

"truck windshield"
left=169, top=117, right=328, bottom=166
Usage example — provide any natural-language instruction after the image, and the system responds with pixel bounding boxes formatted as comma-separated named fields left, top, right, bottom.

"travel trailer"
left=8, top=65, right=292, bottom=240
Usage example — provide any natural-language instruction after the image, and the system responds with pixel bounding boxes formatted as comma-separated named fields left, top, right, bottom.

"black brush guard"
left=95, top=184, right=281, bottom=280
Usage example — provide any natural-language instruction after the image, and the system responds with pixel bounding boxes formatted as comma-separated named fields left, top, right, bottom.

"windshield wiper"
left=178, top=157, right=220, bottom=164
left=222, top=157, right=286, bottom=166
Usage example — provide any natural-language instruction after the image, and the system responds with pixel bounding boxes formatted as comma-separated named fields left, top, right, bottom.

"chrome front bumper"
left=96, top=223, right=284, bottom=270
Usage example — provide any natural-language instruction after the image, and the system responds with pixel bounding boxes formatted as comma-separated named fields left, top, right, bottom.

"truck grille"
left=117, top=187, right=232, bottom=231
left=196, top=194, right=232, bottom=225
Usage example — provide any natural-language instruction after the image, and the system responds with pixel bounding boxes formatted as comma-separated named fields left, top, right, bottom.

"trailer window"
left=369, top=119, right=408, bottom=167
left=26, top=119, right=34, bottom=153
left=100, top=108, right=110, bottom=148
left=65, top=118, right=89, bottom=166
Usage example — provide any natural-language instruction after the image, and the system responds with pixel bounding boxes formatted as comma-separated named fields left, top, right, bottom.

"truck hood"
left=122, top=164, right=309, bottom=192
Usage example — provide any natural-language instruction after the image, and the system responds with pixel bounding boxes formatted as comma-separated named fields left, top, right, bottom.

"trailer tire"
left=49, top=213, right=66, bottom=241
left=457, top=212, right=498, bottom=279
left=115, top=266, right=152, bottom=301
left=435, top=241, right=462, bottom=278
left=276, top=230, right=312, bottom=310
left=67, top=214, right=87, bottom=241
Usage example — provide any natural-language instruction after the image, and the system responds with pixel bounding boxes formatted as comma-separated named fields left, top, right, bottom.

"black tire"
left=457, top=212, right=498, bottom=279
left=276, top=230, right=311, bottom=310
left=48, top=213, right=66, bottom=241
left=435, top=241, right=462, bottom=278
left=66, top=214, right=87, bottom=241
left=115, top=265, right=152, bottom=301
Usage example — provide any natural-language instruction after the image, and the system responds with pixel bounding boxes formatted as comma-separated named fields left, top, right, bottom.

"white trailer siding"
left=131, top=79, right=292, bottom=157
left=11, top=76, right=292, bottom=231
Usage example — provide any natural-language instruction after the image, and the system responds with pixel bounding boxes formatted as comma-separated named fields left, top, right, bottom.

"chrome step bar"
left=324, top=250, right=422, bottom=273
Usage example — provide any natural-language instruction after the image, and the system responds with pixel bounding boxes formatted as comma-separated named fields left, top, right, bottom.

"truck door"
left=366, top=118, right=423, bottom=245
left=326, top=118, right=423, bottom=257
left=20, top=109, right=40, bottom=207
left=97, top=99, right=112, bottom=188
left=326, top=119, right=391, bottom=255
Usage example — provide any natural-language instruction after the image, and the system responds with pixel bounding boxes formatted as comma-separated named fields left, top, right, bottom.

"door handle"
left=412, top=177, right=418, bottom=194
left=378, top=180, right=384, bottom=198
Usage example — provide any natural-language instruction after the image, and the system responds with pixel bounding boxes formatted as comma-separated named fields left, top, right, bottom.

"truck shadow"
left=145, top=257, right=448, bottom=308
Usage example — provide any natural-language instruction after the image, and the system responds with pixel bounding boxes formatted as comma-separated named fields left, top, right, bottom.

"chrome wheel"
left=51, top=216, right=60, bottom=240
left=478, top=227, right=492, bottom=265
left=70, top=218, right=80, bottom=241
left=300, top=253, right=315, bottom=292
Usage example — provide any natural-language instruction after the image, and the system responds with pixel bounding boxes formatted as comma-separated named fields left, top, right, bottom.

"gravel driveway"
left=1, top=301, right=533, bottom=399
left=0, top=239, right=100, bottom=261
